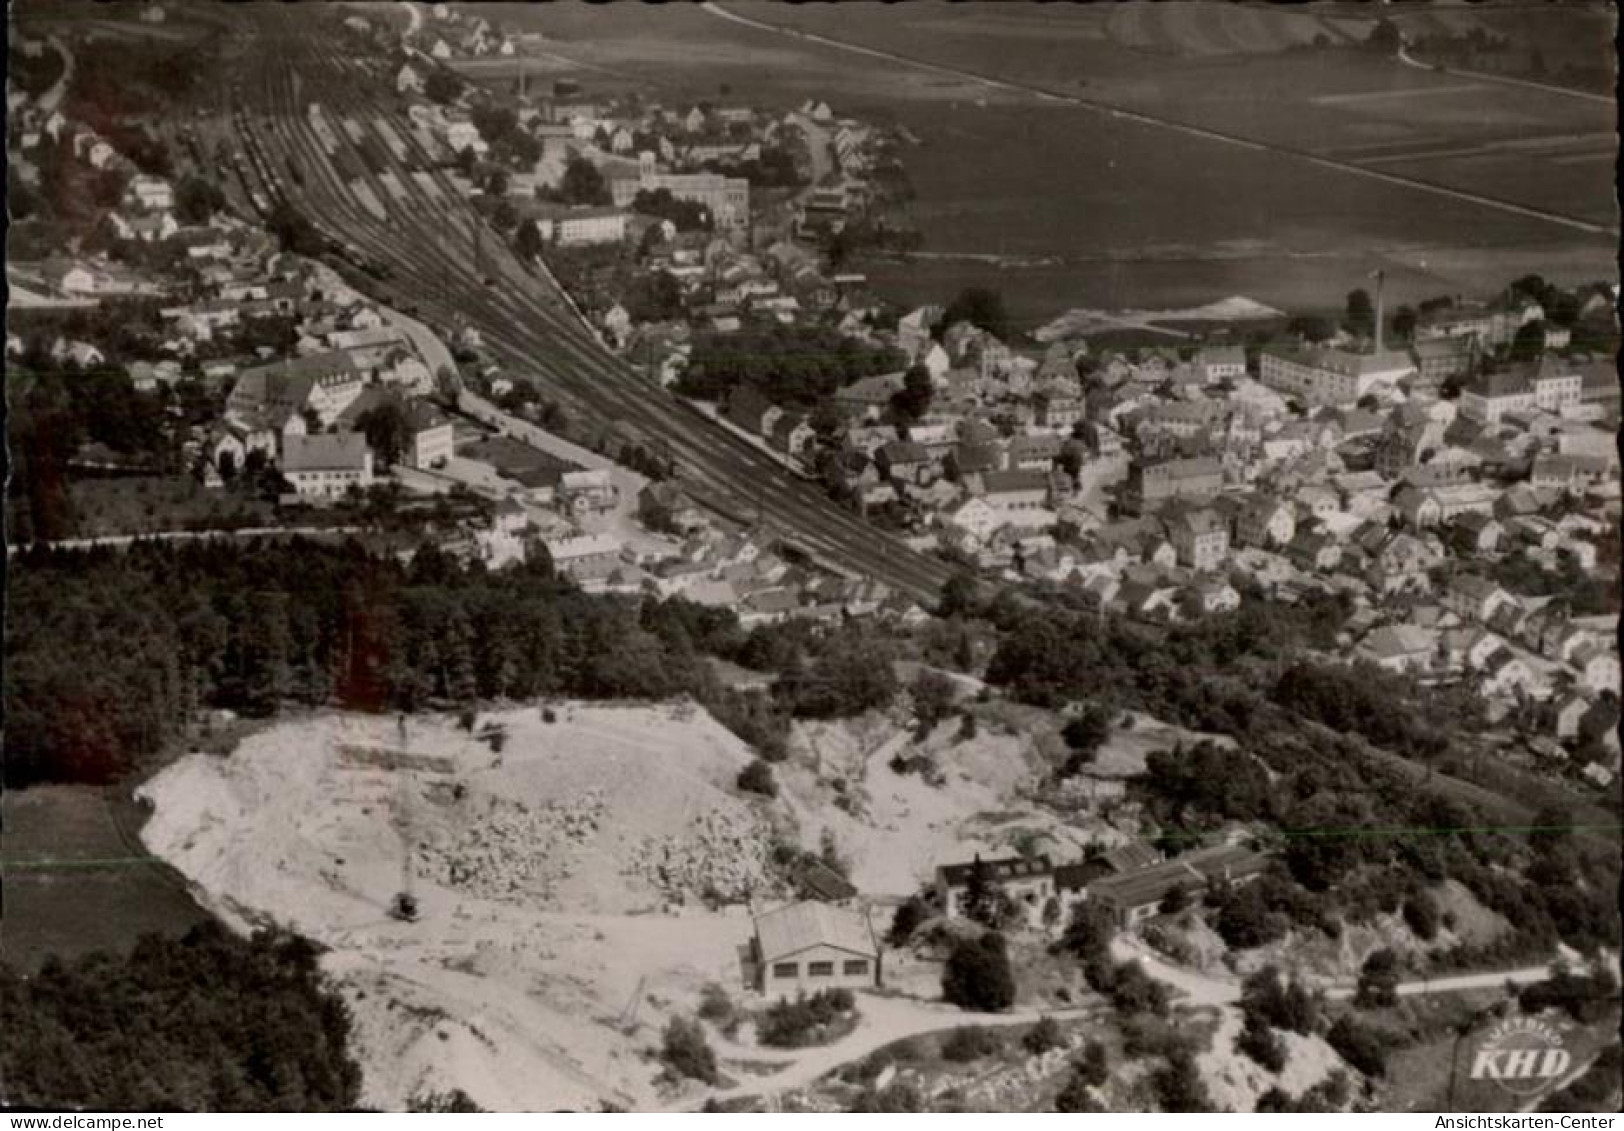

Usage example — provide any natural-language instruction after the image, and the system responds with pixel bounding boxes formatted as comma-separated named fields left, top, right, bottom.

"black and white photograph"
left=2, top=0, right=1620, bottom=1117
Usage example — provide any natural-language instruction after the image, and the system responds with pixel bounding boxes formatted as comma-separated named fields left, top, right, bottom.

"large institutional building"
left=610, top=152, right=750, bottom=231
left=1257, top=344, right=1415, bottom=407
left=1458, top=357, right=1583, bottom=424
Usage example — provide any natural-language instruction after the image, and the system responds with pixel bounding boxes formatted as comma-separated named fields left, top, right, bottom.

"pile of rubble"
left=418, top=790, right=608, bottom=902
left=951, top=1043, right=1077, bottom=1110
left=627, top=805, right=780, bottom=905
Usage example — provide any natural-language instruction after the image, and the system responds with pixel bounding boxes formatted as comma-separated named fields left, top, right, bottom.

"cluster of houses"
left=8, top=105, right=209, bottom=255
left=490, top=466, right=913, bottom=625
left=389, top=65, right=898, bottom=344
left=6, top=79, right=464, bottom=509
left=694, top=288, right=1621, bottom=769
left=413, top=6, right=523, bottom=62
left=932, top=840, right=1268, bottom=932
left=743, top=836, right=1269, bottom=999
left=601, top=235, right=875, bottom=352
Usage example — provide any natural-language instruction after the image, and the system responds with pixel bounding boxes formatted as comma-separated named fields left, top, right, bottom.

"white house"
left=403, top=401, right=455, bottom=470
left=542, top=532, right=622, bottom=587
left=282, top=433, right=375, bottom=499
left=125, top=174, right=175, bottom=212
left=527, top=205, right=628, bottom=247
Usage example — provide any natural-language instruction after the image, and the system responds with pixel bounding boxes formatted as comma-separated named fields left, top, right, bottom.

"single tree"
left=1153, top=1049, right=1214, bottom=1112
left=911, top=669, right=957, bottom=733
left=514, top=219, right=544, bottom=261
left=490, top=198, right=519, bottom=233
left=1236, top=1010, right=1287, bottom=1072
left=1023, top=1015, right=1065, bottom=1055
left=1344, top=288, right=1375, bottom=340
left=891, top=363, right=933, bottom=422
left=736, top=758, right=777, bottom=798
left=942, top=931, right=1017, bottom=1012
left=1391, top=304, right=1417, bottom=342
left=424, top=68, right=462, bottom=105
left=1509, top=319, right=1547, bottom=362
left=560, top=156, right=610, bottom=206
left=660, top=1016, right=719, bottom=1084
left=888, top=894, right=929, bottom=947
left=939, top=286, right=1011, bottom=343
left=355, top=401, right=410, bottom=467
left=1286, top=314, right=1335, bottom=344
left=1059, top=704, right=1113, bottom=774
left=938, top=573, right=978, bottom=619
left=1367, top=17, right=1401, bottom=54
left=1354, top=947, right=1401, bottom=1009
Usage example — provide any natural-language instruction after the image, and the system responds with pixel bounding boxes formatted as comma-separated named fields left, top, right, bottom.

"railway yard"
left=210, top=7, right=950, bottom=604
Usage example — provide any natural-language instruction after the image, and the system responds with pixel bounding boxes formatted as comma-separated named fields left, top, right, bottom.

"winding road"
left=38, top=34, right=74, bottom=115
left=1110, top=934, right=1576, bottom=1007
left=671, top=995, right=1100, bottom=1110
left=663, top=939, right=1576, bottom=1111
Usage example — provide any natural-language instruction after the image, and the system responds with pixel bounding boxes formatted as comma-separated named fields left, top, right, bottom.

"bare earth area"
left=138, top=705, right=780, bottom=1111
left=135, top=698, right=1209, bottom=1109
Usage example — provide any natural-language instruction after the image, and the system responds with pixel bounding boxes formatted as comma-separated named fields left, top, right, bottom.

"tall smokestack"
left=1370, top=268, right=1385, bottom=353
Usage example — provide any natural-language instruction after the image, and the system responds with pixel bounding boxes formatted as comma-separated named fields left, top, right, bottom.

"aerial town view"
left=2, top=0, right=1619, bottom=1118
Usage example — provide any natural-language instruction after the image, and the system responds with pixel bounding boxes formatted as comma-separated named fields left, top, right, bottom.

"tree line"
left=4, top=538, right=905, bottom=787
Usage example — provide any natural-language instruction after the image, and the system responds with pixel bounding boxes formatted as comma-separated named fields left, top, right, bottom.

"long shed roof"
left=754, top=900, right=876, bottom=962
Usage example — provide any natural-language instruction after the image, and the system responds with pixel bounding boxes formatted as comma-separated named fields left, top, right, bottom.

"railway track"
left=227, top=8, right=950, bottom=602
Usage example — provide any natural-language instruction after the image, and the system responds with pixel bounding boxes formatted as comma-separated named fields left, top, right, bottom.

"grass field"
left=65, top=476, right=276, bottom=540
left=488, top=2, right=1614, bottom=325
left=2, top=785, right=211, bottom=971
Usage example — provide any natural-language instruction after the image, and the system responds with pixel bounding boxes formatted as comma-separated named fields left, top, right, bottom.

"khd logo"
left=1469, top=1017, right=1571, bottom=1096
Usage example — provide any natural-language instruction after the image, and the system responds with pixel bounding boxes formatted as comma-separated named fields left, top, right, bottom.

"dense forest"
left=3, top=538, right=901, bottom=786
left=0, top=924, right=361, bottom=1111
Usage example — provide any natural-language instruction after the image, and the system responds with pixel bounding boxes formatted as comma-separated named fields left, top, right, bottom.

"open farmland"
left=490, top=1, right=1615, bottom=325
left=1391, top=3, right=1616, bottom=94
left=734, top=2, right=1617, bottom=225
left=1, top=785, right=210, bottom=971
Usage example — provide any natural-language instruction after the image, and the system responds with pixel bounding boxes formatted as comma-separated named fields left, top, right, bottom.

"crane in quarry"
left=388, top=714, right=420, bottom=923
left=615, top=975, right=647, bottom=1034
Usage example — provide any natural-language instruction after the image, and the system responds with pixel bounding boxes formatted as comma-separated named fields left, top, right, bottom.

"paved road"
left=1110, top=934, right=1565, bottom=1007
left=701, top=2, right=1617, bottom=239
left=39, top=34, right=74, bottom=114
left=223, top=9, right=952, bottom=604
